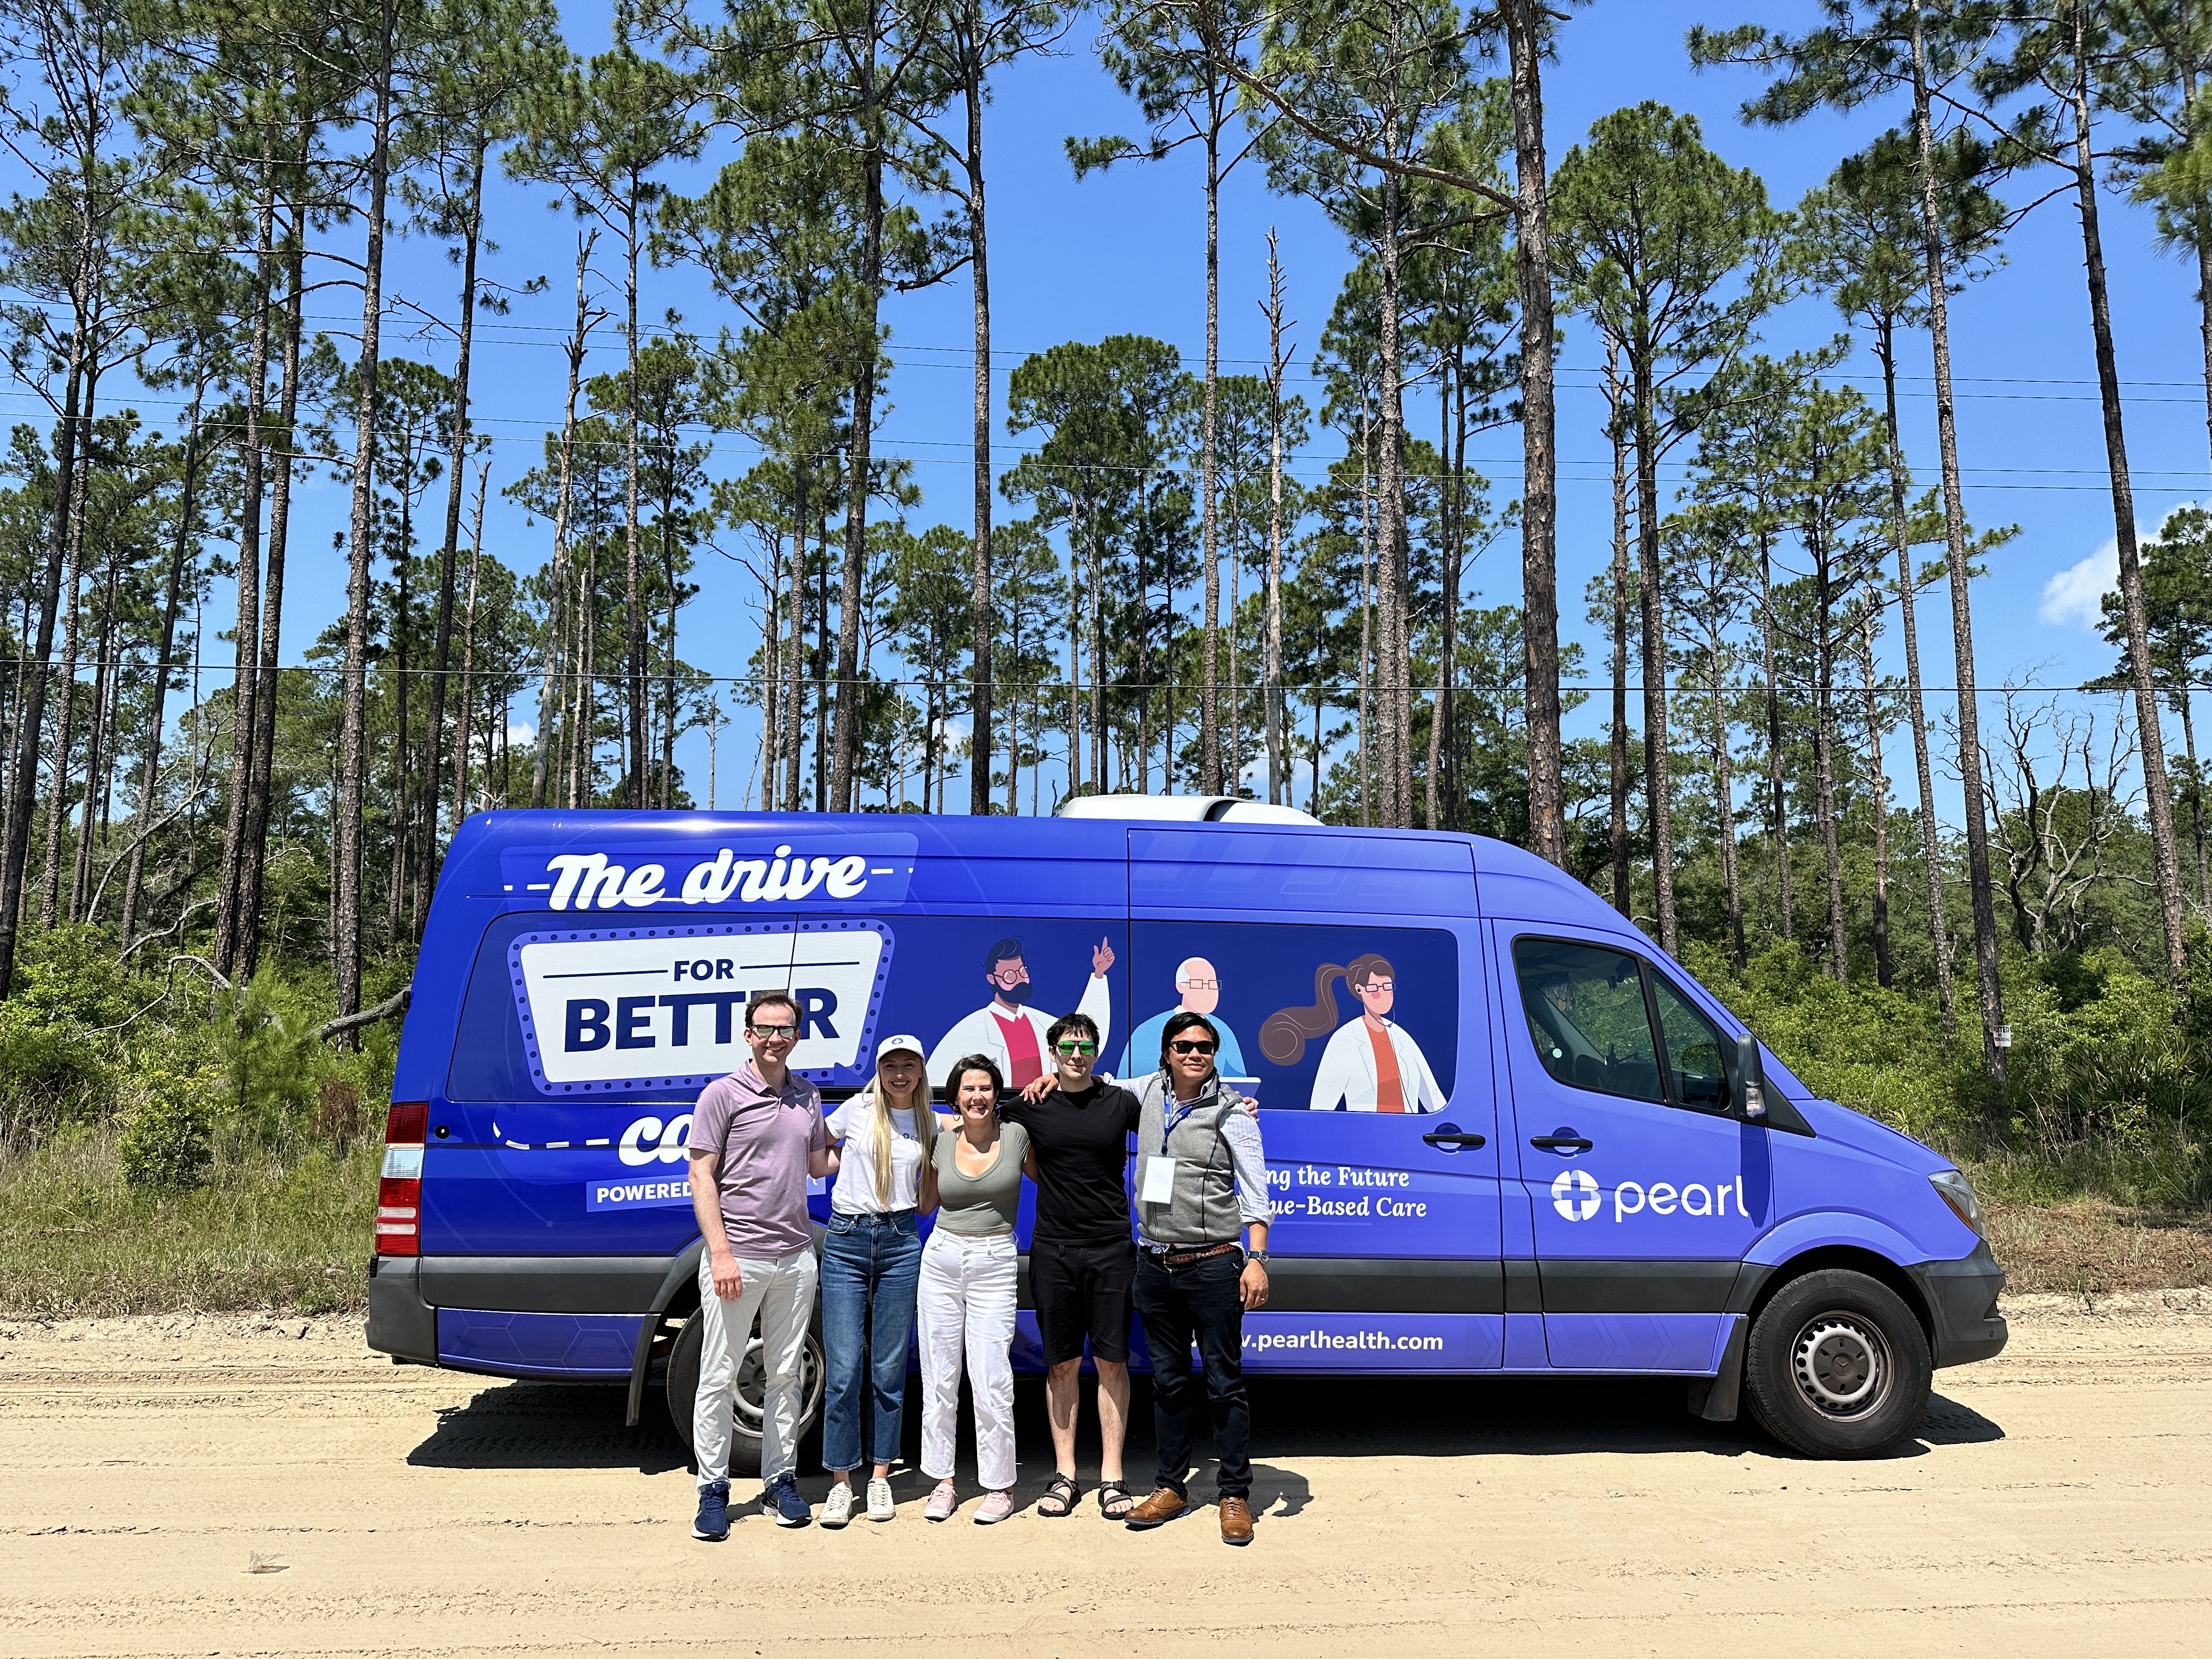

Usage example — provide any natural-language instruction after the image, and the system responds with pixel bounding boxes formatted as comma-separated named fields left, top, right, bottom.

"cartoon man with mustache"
left=926, top=934, right=1115, bottom=1092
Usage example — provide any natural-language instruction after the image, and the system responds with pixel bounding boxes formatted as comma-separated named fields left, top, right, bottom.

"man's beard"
left=995, top=980, right=1031, bottom=1007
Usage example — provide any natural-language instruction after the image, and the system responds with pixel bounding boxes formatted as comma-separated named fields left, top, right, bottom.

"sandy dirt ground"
left=2, top=1291, right=2207, bottom=1658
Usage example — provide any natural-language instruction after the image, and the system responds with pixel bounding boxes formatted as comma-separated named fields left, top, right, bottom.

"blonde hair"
left=867, top=1053, right=927, bottom=1207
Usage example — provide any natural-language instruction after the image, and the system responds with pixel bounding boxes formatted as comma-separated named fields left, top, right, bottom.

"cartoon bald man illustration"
left=1118, top=956, right=1251, bottom=1080
left=1307, top=952, right=1445, bottom=1113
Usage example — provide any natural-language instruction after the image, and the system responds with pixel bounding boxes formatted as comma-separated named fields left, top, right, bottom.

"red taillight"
left=376, top=1102, right=428, bottom=1257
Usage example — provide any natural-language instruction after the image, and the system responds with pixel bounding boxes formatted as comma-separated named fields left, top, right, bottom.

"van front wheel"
left=663, top=1309, right=826, bottom=1479
left=1743, top=1268, right=1932, bottom=1459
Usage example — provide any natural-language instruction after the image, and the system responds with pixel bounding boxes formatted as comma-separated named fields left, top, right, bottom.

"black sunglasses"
left=1169, top=1039, right=1217, bottom=1057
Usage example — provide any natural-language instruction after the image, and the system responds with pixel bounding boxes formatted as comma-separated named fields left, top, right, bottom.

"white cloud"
left=2039, top=538, right=2117, bottom=630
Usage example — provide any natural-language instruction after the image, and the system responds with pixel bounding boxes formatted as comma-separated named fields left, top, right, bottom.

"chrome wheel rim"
left=1791, top=1313, right=1891, bottom=1418
left=733, top=1331, right=824, bottom=1433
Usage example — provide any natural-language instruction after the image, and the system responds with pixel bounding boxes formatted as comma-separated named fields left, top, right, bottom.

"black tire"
left=664, top=1308, right=826, bottom=1479
left=1743, top=1268, right=1932, bottom=1459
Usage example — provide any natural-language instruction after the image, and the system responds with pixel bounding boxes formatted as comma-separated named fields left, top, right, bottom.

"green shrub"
left=117, top=1067, right=216, bottom=1193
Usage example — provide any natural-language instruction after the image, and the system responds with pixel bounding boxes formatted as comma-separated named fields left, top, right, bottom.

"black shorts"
left=1029, top=1237, right=1138, bottom=1365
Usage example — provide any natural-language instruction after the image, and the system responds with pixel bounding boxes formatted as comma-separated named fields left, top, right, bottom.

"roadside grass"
left=1980, top=1197, right=2212, bottom=1297
left=0, top=1124, right=377, bottom=1317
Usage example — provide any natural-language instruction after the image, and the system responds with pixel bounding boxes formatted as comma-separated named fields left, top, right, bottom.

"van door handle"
left=1529, top=1135, right=1594, bottom=1152
left=1421, top=1128, right=1487, bottom=1149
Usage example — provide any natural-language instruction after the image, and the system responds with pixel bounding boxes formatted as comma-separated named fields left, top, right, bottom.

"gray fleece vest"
left=1136, top=1075, right=1242, bottom=1246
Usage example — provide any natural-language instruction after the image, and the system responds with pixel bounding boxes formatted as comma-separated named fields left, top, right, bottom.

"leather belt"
left=1146, top=1240, right=1243, bottom=1269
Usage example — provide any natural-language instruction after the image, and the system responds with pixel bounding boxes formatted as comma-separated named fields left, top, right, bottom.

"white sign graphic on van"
left=497, top=833, right=917, bottom=912
left=1551, top=1169, right=1600, bottom=1221
left=507, top=919, right=891, bottom=1093
left=1551, top=1170, right=1752, bottom=1223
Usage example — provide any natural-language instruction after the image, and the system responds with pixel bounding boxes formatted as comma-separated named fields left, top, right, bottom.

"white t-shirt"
left=825, top=1098, right=924, bottom=1215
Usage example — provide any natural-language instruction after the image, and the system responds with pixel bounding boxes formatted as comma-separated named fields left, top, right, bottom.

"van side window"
left=1650, top=974, right=1727, bottom=1113
left=1510, top=938, right=1662, bottom=1104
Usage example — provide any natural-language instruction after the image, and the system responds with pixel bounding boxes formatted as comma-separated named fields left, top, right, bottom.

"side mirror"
left=1736, top=1034, right=1767, bottom=1120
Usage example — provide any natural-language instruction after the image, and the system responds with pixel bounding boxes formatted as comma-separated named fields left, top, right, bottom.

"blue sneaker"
left=766, top=1472, right=811, bottom=1527
left=692, top=1480, right=730, bottom=1541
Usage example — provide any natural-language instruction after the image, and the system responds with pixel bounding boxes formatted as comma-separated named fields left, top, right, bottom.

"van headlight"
left=1929, top=1169, right=1984, bottom=1237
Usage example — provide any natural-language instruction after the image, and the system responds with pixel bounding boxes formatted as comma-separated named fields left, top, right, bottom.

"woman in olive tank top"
left=916, top=1053, right=1032, bottom=1525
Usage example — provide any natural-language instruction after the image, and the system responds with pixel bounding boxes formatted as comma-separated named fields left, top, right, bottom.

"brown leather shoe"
left=1219, top=1496, right=1254, bottom=1545
left=1123, top=1487, right=1188, bottom=1530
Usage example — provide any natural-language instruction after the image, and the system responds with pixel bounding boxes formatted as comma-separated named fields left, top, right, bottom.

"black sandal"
left=1097, top=1479, right=1135, bottom=1521
left=1038, top=1473, right=1081, bottom=1517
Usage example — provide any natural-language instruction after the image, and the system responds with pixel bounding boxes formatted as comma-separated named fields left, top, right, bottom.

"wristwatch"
left=1246, top=1250, right=1269, bottom=1265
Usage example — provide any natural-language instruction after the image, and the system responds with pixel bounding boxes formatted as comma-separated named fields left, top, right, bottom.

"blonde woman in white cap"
left=817, top=1034, right=940, bottom=1526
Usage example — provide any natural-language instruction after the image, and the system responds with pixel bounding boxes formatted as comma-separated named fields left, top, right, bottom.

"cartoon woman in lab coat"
left=1259, top=952, right=1446, bottom=1113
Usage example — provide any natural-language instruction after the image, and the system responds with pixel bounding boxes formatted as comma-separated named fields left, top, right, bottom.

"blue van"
left=366, top=802, right=2006, bottom=1462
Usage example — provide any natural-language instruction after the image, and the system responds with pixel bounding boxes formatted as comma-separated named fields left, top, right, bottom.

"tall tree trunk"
left=1263, top=233, right=1288, bottom=809
left=1089, top=501, right=1104, bottom=797
left=1425, top=355, right=1456, bottom=831
left=2179, top=691, right=2209, bottom=906
left=1506, top=0, right=1563, bottom=865
left=1711, top=629, right=1745, bottom=968
left=832, top=30, right=885, bottom=814
left=1199, top=123, right=1223, bottom=795
left=622, top=195, right=647, bottom=810
left=425, top=143, right=484, bottom=873
left=1861, top=606, right=1893, bottom=988
left=2067, top=30, right=2186, bottom=975
left=1630, top=354, right=1677, bottom=954
left=43, top=361, right=103, bottom=930
left=121, top=374, right=204, bottom=950
left=1758, top=542, right=1793, bottom=942
left=238, top=220, right=307, bottom=978
left=1909, top=0, right=2005, bottom=1082
left=214, top=176, right=275, bottom=973
left=1358, top=408, right=1374, bottom=825
left=0, top=348, right=82, bottom=990
left=453, top=463, right=487, bottom=826
left=529, top=232, right=593, bottom=813
left=964, top=30, right=994, bottom=817
left=785, top=465, right=807, bottom=812
left=336, top=0, right=396, bottom=1034
left=1375, top=136, right=1411, bottom=828
left=1812, top=558, right=1846, bottom=982
left=1607, top=348, right=1632, bottom=917
left=70, top=541, right=121, bottom=922
left=1876, top=321, right=1955, bottom=1029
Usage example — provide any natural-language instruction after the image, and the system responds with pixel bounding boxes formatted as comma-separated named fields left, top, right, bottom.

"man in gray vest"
left=1123, top=1010, right=1273, bottom=1544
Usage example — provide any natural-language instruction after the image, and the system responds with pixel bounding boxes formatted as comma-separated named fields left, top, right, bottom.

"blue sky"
left=7, top=0, right=2203, bottom=816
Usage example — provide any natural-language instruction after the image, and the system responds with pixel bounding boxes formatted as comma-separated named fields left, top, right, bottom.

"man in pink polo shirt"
left=686, top=990, right=835, bottom=1539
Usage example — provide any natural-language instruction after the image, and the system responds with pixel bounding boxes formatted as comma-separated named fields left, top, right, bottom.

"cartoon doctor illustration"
left=1307, top=953, right=1446, bottom=1113
left=1119, top=956, right=1250, bottom=1080
left=927, top=934, right=1115, bottom=1092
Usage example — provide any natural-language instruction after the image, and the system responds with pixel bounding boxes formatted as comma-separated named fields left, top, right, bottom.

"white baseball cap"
left=876, top=1034, right=926, bottom=1063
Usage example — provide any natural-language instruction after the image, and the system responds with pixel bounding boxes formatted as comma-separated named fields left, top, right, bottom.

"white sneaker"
left=821, top=1481, right=856, bottom=1529
left=866, top=1478, right=895, bottom=1522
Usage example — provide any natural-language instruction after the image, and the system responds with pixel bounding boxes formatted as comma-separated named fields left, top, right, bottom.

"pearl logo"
left=1551, top=1169, right=1600, bottom=1221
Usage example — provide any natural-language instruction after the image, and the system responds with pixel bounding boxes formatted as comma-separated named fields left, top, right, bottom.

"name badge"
left=1139, top=1155, right=1178, bottom=1205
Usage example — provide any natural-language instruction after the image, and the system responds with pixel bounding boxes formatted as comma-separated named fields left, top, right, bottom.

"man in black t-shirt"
left=999, top=1010, right=1142, bottom=1520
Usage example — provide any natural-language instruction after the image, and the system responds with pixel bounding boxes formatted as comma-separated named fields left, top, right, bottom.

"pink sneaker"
left=972, top=1489, right=1016, bottom=1525
left=923, top=1480, right=959, bottom=1522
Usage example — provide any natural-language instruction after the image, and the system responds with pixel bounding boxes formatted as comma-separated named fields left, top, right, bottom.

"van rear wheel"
left=1743, top=1268, right=1932, bottom=1459
left=664, top=1309, right=826, bottom=1479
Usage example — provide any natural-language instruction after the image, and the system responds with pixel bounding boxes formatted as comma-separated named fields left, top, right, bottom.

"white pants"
left=917, top=1228, right=1018, bottom=1491
left=693, top=1246, right=817, bottom=1489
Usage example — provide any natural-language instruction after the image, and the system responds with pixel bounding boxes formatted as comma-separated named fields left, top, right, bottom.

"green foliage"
left=117, top=1065, right=216, bottom=1193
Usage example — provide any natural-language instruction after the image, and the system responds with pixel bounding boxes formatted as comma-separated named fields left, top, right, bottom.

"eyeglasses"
left=1169, top=1040, right=1217, bottom=1057
left=1359, top=980, right=1396, bottom=995
left=987, top=965, right=1029, bottom=984
left=748, top=1024, right=798, bottom=1040
left=1054, top=1040, right=1097, bottom=1056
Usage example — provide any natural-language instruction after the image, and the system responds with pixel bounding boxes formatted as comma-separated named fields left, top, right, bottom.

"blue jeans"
left=819, top=1210, right=923, bottom=1474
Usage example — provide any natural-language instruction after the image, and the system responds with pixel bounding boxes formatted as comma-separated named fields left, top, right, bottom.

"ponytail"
left=1260, top=963, right=1347, bottom=1065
